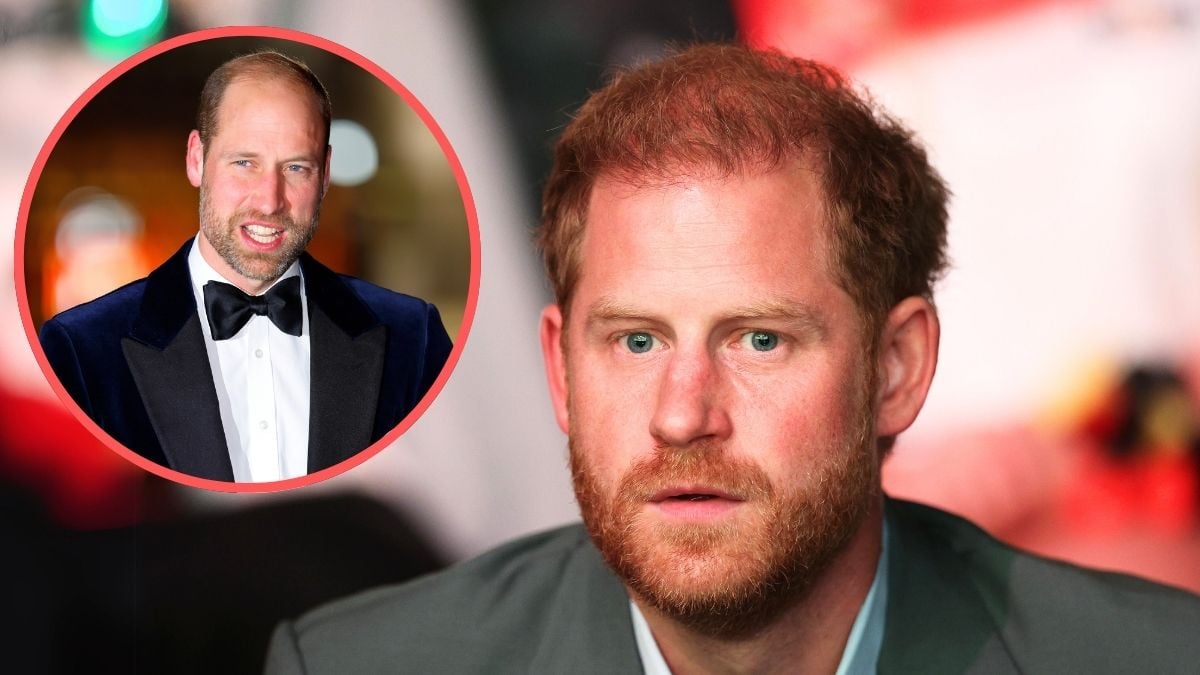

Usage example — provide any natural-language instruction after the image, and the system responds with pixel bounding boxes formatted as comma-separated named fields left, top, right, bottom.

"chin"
left=617, top=513, right=805, bottom=638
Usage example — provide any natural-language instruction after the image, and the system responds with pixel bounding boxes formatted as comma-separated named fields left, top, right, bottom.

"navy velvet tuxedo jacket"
left=39, top=240, right=452, bottom=481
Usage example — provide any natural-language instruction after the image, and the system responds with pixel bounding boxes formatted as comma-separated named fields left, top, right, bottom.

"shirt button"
left=258, top=420, right=268, bottom=430
left=254, top=348, right=264, bottom=358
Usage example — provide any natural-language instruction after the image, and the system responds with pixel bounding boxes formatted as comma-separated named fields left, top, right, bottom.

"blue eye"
left=742, top=331, right=778, bottom=352
left=625, top=332, right=655, bottom=354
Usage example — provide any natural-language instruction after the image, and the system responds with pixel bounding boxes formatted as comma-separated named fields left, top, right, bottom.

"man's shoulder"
left=892, top=497, right=1200, bottom=610
left=42, top=277, right=150, bottom=336
left=43, top=240, right=193, bottom=337
left=269, top=523, right=632, bottom=673
left=296, top=523, right=593, bottom=632
left=299, top=254, right=440, bottom=332
left=886, top=498, right=1200, bottom=672
left=335, top=274, right=434, bottom=317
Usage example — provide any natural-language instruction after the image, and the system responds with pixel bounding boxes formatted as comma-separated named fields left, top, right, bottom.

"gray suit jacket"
left=265, top=499, right=1200, bottom=673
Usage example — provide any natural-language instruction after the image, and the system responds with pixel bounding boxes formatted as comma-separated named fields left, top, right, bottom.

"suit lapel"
left=123, top=241, right=234, bottom=481
left=529, top=530, right=644, bottom=672
left=301, top=254, right=385, bottom=472
left=879, top=499, right=1019, bottom=674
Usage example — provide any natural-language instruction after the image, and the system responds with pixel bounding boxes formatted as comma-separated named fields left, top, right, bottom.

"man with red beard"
left=40, top=52, right=452, bottom=483
left=266, top=44, right=1200, bottom=673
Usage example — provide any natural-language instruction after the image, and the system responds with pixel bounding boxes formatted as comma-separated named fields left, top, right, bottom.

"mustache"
left=231, top=209, right=296, bottom=229
left=617, top=441, right=774, bottom=503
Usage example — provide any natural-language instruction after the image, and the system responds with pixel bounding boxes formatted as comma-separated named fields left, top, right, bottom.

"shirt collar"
left=630, top=519, right=890, bottom=675
left=835, top=517, right=889, bottom=675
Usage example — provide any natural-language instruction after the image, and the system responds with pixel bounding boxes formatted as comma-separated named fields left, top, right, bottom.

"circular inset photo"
left=15, top=27, right=478, bottom=491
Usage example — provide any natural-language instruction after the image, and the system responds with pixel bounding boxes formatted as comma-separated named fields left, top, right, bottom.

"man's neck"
left=635, top=499, right=885, bottom=675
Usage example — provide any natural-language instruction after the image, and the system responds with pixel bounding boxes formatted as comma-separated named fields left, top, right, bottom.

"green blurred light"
left=93, top=0, right=164, bottom=36
left=83, top=0, right=167, bottom=58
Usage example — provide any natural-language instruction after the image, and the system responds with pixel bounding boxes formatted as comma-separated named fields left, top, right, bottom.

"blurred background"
left=1, top=0, right=1198, bottom=672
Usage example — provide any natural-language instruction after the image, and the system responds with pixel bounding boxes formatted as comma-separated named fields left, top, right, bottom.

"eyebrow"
left=280, top=155, right=321, bottom=165
left=584, top=297, right=830, bottom=338
left=219, top=150, right=320, bottom=164
left=585, top=298, right=653, bottom=324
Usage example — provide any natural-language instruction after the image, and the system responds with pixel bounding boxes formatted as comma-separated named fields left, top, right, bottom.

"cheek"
left=725, top=357, right=864, bottom=471
left=206, top=176, right=246, bottom=209
left=288, top=183, right=322, bottom=215
left=567, top=356, right=658, bottom=480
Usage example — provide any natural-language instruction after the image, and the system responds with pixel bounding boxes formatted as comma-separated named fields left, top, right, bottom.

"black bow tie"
left=203, top=277, right=303, bottom=340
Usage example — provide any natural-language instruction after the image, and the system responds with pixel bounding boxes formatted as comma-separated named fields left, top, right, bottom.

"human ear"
left=539, top=304, right=570, bottom=434
left=186, top=130, right=204, bottom=188
left=322, top=144, right=332, bottom=197
left=874, top=296, right=940, bottom=438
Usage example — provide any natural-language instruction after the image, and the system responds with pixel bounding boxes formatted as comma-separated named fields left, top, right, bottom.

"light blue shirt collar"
left=836, top=519, right=889, bottom=675
left=630, top=521, right=890, bottom=675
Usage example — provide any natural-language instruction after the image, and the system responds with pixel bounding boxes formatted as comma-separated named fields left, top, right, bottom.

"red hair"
left=539, top=43, right=949, bottom=332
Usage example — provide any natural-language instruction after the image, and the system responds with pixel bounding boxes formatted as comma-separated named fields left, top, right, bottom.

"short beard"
left=570, top=369, right=879, bottom=640
left=198, top=184, right=319, bottom=283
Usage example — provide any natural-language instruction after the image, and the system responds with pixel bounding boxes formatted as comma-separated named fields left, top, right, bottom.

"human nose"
left=251, top=169, right=286, bottom=215
left=649, top=344, right=732, bottom=448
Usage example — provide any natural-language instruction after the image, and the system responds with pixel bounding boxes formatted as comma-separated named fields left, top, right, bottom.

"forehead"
left=573, top=166, right=837, bottom=312
left=210, top=76, right=324, bottom=143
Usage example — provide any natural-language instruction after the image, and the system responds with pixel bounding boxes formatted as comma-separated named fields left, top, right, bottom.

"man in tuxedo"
left=40, top=52, right=452, bottom=483
left=265, top=44, right=1200, bottom=672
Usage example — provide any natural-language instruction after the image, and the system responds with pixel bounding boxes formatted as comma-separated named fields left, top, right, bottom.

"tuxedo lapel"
left=123, top=241, right=234, bottom=481
left=301, top=254, right=386, bottom=472
left=123, top=317, right=233, bottom=481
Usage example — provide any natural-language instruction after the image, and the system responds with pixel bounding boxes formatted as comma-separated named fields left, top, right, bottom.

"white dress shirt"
left=187, top=239, right=310, bottom=482
left=631, top=521, right=890, bottom=675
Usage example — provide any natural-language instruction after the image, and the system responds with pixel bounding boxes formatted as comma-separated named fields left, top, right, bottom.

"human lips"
left=239, top=221, right=286, bottom=249
left=648, top=486, right=746, bottom=520
left=650, top=486, right=744, bottom=503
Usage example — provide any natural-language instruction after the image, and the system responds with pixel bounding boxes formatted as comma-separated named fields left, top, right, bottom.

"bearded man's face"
left=549, top=169, right=882, bottom=636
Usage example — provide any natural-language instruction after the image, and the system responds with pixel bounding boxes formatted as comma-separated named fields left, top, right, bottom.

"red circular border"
left=13, top=26, right=481, bottom=493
